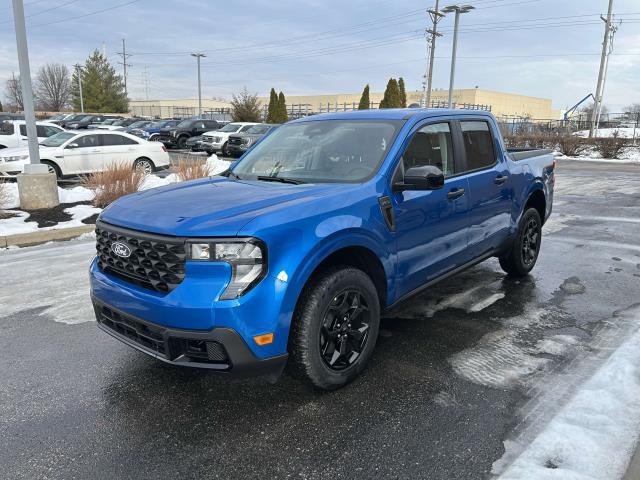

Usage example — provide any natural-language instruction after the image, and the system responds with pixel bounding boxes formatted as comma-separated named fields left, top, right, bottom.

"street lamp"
left=191, top=53, right=206, bottom=116
left=442, top=4, right=474, bottom=108
left=74, top=64, right=84, bottom=113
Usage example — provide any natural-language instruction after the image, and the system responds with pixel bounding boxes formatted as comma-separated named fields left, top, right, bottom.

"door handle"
left=494, top=174, right=508, bottom=185
left=447, top=187, right=465, bottom=200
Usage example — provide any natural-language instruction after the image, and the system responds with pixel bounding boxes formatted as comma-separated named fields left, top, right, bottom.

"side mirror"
left=393, top=165, right=444, bottom=191
left=66, top=143, right=79, bottom=149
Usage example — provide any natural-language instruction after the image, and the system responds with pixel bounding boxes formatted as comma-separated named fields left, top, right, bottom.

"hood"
left=99, top=176, right=349, bottom=237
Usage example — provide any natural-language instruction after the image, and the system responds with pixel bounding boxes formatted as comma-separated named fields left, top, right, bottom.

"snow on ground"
left=574, top=127, right=638, bottom=139
left=1, top=183, right=95, bottom=210
left=495, top=305, right=640, bottom=480
left=0, top=238, right=96, bottom=324
left=556, top=146, right=640, bottom=164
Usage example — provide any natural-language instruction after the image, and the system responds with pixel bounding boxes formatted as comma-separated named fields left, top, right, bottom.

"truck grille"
left=228, top=136, right=243, bottom=146
left=95, top=221, right=186, bottom=293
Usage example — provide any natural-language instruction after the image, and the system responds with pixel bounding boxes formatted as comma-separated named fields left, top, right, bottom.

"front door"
left=63, top=134, right=103, bottom=174
left=392, top=121, right=471, bottom=298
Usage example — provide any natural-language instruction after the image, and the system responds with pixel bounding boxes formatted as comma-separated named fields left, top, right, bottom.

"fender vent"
left=378, top=196, right=396, bottom=232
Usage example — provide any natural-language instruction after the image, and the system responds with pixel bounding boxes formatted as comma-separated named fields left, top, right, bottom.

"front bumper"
left=194, top=141, right=221, bottom=152
left=227, top=144, right=249, bottom=156
left=92, top=295, right=288, bottom=376
left=0, top=161, right=24, bottom=175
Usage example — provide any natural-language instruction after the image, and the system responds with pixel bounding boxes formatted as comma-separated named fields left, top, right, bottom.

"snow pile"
left=138, top=155, right=230, bottom=191
left=206, top=154, right=231, bottom=175
left=574, top=127, right=637, bottom=139
left=496, top=307, right=640, bottom=480
left=1, top=183, right=94, bottom=210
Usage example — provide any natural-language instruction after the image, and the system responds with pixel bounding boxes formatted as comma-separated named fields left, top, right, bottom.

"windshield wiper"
left=256, top=175, right=305, bottom=185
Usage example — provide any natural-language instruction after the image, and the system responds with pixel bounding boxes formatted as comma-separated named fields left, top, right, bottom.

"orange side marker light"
left=253, top=333, right=274, bottom=346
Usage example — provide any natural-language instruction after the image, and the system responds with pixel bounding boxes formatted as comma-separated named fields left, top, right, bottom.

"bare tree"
left=4, top=72, right=23, bottom=111
left=623, top=103, right=640, bottom=115
left=35, top=64, right=70, bottom=111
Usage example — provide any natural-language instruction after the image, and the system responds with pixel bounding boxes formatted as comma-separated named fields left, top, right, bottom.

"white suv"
left=200, top=122, right=259, bottom=156
left=0, top=120, right=64, bottom=149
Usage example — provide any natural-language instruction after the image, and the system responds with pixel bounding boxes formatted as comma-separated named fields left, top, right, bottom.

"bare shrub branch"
left=81, top=162, right=145, bottom=208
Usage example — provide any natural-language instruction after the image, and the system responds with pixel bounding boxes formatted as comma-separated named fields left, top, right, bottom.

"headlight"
left=212, top=136, right=222, bottom=143
left=188, top=238, right=266, bottom=300
left=242, top=138, right=253, bottom=146
left=2, top=154, right=29, bottom=162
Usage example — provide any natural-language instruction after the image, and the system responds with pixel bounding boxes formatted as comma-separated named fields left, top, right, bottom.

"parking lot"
left=1, top=159, right=639, bottom=479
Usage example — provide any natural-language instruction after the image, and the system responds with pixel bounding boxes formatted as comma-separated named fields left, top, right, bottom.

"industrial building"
left=128, top=88, right=561, bottom=120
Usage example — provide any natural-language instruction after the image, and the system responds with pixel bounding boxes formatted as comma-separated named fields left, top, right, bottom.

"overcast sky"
left=0, top=0, right=639, bottom=113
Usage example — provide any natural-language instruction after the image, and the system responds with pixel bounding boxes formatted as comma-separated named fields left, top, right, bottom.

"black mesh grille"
left=95, top=221, right=186, bottom=293
left=228, top=136, right=243, bottom=146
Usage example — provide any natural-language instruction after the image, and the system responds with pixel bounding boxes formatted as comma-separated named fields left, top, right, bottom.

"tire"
left=499, top=208, right=542, bottom=276
left=41, top=160, right=62, bottom=179
left=177, top=136, right=188, bottom=149
left=221, top=142, right=229, bottom=157
left=133, top=157, right=155, bottom=174
left=288, top=266, right=380, bottom=390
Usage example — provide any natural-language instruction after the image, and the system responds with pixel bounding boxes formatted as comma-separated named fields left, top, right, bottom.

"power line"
left=27, top=0, right=142, bottom=28
left=0, top=0, right=81, bottom=25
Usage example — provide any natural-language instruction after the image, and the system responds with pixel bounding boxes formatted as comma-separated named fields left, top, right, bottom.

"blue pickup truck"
left=90, top=109, right=554, bottom=390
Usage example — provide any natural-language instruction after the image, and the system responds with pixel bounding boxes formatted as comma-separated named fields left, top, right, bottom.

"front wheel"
left=41, top=160, right=61, bottom=179
left=221, top=142, right=229, bottom=157
left=288, top=266, right=380, bottom=390
left=176, top=136, right=187, bottom=149
left=499, top=208, right=542, bottom=276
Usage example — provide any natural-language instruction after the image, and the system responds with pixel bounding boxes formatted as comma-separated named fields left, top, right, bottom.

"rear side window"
left=460, top=121, right=496, bottom=171
left=20, top=125, right=27, bottom=136
left=102, top=134, right=138, bottom=146
left=204, top=120, right=219, bottom=129
left=402, top=122, right=454, bottom=177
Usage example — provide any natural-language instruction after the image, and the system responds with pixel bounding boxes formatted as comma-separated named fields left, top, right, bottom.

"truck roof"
left=290, top=108, right=495, bottom=122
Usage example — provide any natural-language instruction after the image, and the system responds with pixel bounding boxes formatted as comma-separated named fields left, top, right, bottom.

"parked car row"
left=184, top=122, right=280, bottom=157
left=0, top=120, right=65, bottom=149
left=0, top=126, right=170, bottom=178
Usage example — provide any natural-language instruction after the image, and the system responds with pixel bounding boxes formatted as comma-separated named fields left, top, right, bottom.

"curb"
left=1, top=225, right=95, bottom=248
left=624, top=442, right=640, bottom=480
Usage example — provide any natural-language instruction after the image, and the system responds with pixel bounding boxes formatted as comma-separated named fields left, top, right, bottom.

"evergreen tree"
left=266, top=88, right=278, bottom=123
left=277, top=91, right=288, bottom=123
left=71, top=50, right=128, bottom=113
left=398, top=77, right=407, bottom=108
left=379, top=78, right=401, bottom=109
left=231, top=87, right=262, bottom=122
left=358, top=84, right=370, bottom=110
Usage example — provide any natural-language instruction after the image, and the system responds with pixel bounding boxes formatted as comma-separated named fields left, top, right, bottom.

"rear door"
left=457, top=119, right=513, bottom=258
left=100, top=134, right=130, bottom=166
left=392, top=120, right=471, bottom=297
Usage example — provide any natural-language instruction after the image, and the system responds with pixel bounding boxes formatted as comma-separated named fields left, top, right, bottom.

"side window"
left=102, top=135, right=124, bottom=146
left=120, top=136, right=138, bottom=145
left=240, top=125, right=253, bottom=132
left=460, top=121, right=496, bottom=171
left=205, top=121, right=219, bottom=129
left=402, top=122, right=454, bottom=177
left=44, top=126, right=61, bottom=137
left=74, top=135, right=101, bottom=148
left=20, top=125, right=27, bottom=136
left=36, top=125, right=47, bottom=137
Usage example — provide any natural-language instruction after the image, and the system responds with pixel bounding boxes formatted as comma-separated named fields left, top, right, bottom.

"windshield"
left=232, top=120, right=402, bottom=183
left=149, top=121, right=166, bottom=128
left=80, top=116, right=93, bottom=122
left=246, top=124, right=271, bottom=134
left=41, top=131, right=75, bottom=147
left=128, top=121, right=147, bottom=128
left=218, top=123, right=243, bottom=132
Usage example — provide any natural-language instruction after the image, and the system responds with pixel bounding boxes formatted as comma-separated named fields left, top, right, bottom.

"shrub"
left=174, top=158, right=210, bottom=181
left=81, top=162, right=145, bottom=208
left=592, top=132, right=629, bottom=159
left=556, top=135, right=588, bottom=157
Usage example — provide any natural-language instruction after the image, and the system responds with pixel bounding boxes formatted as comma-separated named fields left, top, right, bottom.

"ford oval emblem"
left=111, top=242, right=131, bottom=258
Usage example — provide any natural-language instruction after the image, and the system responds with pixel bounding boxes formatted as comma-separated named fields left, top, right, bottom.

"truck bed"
left=507, top=148, right=554, bottom=161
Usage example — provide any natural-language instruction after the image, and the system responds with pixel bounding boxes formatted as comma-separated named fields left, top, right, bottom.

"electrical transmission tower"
left=421, top=0, right=444, bottom=108
left=142, top=65, right=150, bottom=101
left=116, top=38, right=133, bottom=98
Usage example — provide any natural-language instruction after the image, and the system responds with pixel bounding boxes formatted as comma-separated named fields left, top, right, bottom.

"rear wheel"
left=177, top=136, right=188, bottom=149
left=41, top=160, right=61, bottom=179
left=499, top=208, right=542, bottom=276
left=133, top=157, right=155, bottom=174
left=288, top=266, right=380, bottom=390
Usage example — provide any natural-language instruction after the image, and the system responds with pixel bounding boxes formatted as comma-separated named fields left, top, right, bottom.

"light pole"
left=74, top=64, right=84, bottom=113
left=443, top=4, right=474, bottom=109
left=12, top=0, right=59, bottom=209
left=191, top=53, right=206, bottom=116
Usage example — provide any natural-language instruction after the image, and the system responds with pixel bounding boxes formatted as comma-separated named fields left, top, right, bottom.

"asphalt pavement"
left=1, top=160, right=639, bottom=480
